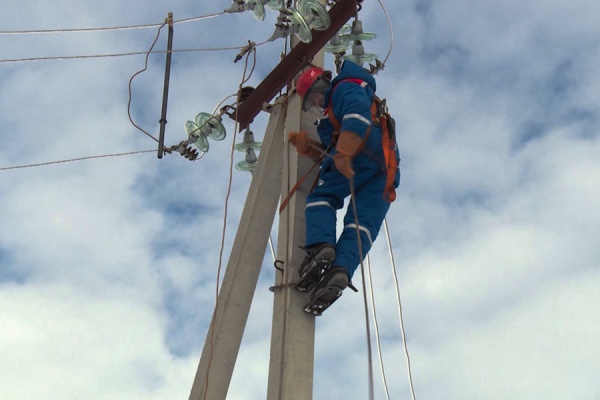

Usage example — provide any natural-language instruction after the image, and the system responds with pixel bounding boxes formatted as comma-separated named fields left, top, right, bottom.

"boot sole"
left=304, top=286, right=344, bottom=316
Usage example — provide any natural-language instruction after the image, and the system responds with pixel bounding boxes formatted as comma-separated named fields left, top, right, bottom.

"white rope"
left=383, top=218, right=416, bottom=400
left=349, top=178, right=375, bottom=400
left=365, top=255, right=391, bottom=400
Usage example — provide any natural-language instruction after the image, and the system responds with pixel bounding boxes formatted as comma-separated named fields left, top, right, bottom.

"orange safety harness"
left=326, top=79, right=398, bottom=203
left=279, top=80, right=398, bottom=214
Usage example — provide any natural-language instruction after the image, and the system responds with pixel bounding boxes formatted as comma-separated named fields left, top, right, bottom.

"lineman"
left=289, top=60, right=400, bottom=314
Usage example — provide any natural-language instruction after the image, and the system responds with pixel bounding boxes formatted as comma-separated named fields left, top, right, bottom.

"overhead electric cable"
left=0, top=150, right=155, bottom=171
left=173, top=12, right=225, bottom=25
left=0, top=11, right=224, bottom=35
left=0, top=44, right=263, bottom=64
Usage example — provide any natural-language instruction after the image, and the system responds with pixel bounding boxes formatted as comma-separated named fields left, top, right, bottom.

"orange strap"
left=381, top=115, right=397, bottom=202
left=279, top=160, right=321, bottom=214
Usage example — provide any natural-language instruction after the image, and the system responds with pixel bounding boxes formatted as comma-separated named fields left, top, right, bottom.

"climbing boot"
left=295, top=243, right=335, bottom=293
left=304, top=266, right=349, bottom=316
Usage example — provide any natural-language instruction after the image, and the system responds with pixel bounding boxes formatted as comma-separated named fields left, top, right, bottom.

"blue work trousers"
left=305, top=161, right=390, bottom=279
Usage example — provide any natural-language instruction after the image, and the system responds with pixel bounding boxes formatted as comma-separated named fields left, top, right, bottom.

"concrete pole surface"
left=189, top=99, right=287, bottom=400
left=266, top=50, right=325, bottom=400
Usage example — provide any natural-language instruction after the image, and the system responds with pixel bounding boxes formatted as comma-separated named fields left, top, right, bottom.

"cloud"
left=1, top=1, right=599, bottom=399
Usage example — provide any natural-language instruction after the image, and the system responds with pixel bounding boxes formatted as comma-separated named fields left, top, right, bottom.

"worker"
left=288, top=60, right=400, bottom=314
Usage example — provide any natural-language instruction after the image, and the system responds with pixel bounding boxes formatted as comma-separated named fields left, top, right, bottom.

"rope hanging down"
left=349, top=177, right=376, bottom=400
left=383, top=218, right=416, bottom=400
left=365, top=254, right=392, bottom=400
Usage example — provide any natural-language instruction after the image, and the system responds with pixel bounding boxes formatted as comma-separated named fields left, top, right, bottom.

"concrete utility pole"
left=189, top=1, right=356, bottom=398
left=266, top=51, right=324, bottom=400
left=188, top=83, right=322, bottom=400
left=189, top=98, right=287, bottom=400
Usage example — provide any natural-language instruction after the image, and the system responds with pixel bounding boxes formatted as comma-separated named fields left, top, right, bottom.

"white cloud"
left=0, top=282, right=195, bottom=400
left=1, top=1, right=599, bottom=399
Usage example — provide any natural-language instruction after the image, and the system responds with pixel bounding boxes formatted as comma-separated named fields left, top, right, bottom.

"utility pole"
left=189, top=98, right=287, bottom=400
left=157, top=12, right=173, bottom=159
left=266, top=51, right=324, bottom=400
left=188, top=1, right=356, bottom=398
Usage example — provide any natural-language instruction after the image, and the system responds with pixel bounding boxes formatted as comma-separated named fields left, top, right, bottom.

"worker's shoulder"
left=333, top=60, right=376, bottom=91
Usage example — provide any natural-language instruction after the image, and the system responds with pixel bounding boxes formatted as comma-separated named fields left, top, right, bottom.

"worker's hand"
left=334, top=130, right=363, bottom=179
left=288, top=130, right=324, bottom=161
left=288, top=130, right=312, bottom=155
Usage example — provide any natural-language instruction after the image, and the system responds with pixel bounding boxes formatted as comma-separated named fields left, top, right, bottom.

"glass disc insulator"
left=288, top=8, right=312, bottom=43
left=194, top=112, right=226, bottom=141
left=185, top=121, right=209, bottom=152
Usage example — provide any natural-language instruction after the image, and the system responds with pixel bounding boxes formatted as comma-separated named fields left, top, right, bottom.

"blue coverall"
left=305, top=61, right=401, bottom=279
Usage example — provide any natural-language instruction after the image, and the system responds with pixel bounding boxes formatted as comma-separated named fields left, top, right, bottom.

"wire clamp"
left=163, top=139, right=200, bottom=161
left=234, top=40, right=256, bottom=63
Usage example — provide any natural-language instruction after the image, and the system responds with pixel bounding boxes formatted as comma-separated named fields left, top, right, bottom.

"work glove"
left=333, top=130, right=363, bottom=179
left=288, top=130, right=324, bottom=161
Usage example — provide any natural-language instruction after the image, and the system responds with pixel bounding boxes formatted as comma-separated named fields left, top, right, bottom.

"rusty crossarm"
left=233, top=0, right=357, bottom=129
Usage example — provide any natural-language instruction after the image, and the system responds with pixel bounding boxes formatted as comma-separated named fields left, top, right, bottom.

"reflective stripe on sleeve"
left=342, top=113, right=371, bottom=126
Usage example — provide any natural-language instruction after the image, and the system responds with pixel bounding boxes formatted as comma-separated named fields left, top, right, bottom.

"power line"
left=0, top=45, right=257, bottom=64
left=0, top=11, right=224, bottom=35
left=0, top=11, right=240, bottom=64
left=0, top=150, right=156, bottom=172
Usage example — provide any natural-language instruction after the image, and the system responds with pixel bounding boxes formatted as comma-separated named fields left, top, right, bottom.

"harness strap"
left=329, top=78, right=398, bottom=203
left=381, top=115, right=397, bottom=202
left=279, top=160, right=321, bottom=214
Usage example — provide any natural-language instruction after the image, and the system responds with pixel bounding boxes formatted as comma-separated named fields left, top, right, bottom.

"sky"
left=1, top=1, right=599, bottom=399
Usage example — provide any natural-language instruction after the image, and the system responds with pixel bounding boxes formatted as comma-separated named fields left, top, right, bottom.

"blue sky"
left=1, top=1, right=599, bottom=399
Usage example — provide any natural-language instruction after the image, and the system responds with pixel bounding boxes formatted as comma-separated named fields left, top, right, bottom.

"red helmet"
left=296, top=67, right=328, bottom=98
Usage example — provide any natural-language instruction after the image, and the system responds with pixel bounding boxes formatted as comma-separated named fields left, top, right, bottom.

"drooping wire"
left=127, top=21, right=167, bottom=143
left=365, top=254, right=391, bottom=400
left=0, top=150, right=155, bottom=172
left=202, top=45, right=258, bottom=400
left=376, top=0, right=395, bottom=66
left=383, top=218, right=416, bottom=400
left=211, top=94, right=237, bottom=115
left=0, top=12, right=224, bottom=35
